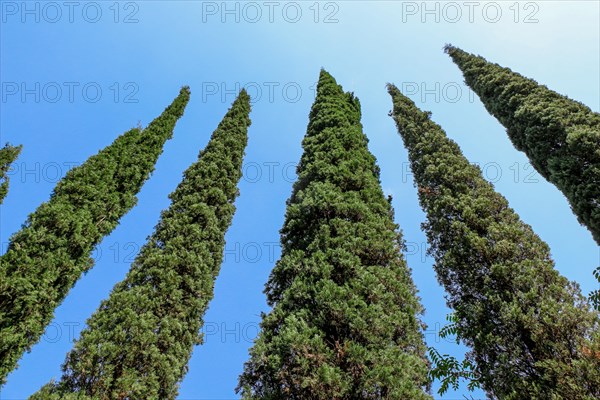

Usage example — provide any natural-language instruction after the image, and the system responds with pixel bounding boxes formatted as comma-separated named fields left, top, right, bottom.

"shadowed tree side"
left=31, top=90, right=252, bottom=399
left=238, top=70, right=432, bottom=399
left=0, top=143, right=23, bottom=204
left=388, top=83, right=600, bottom=399
left=445, top=45, right=600, bottom=245
left=0, top=87, right=190, bottom=385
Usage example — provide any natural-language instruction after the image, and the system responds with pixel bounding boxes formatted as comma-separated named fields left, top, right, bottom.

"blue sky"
left=1, top=1, right=598, bottom=398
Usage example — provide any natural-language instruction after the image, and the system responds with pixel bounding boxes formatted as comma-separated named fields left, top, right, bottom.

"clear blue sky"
left=1, top=1, right=598, bottom=398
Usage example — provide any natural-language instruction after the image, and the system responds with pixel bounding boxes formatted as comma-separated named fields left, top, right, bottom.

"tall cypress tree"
left=238, top=70, right=431, bottom=399
left=387, top=84, right=600, bottom=399
left=0, top=143, right=23, bottom=204
left=445, top=45, right=600, bottom=245
left=0, top=87, right=190, bottom=385
left=31, top=90, right=252, bottom=399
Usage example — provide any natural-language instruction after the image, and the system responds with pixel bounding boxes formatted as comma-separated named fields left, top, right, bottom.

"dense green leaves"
left=445, top=45, right=600, bottom=246
left=388, top=84, right=600, bottom=399
left=30, top=90, right=252, bottom=399
left=445, top=45, right=600, bottom=311
left=0, top=143, right=23, bottom=204
left=238, top=70, right=431, bottom=399
left=0, top=87, right=190, bottom=385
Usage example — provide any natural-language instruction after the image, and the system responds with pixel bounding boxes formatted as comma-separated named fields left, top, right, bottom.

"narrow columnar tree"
left=0, top=87, right=190, bottom=385
left=388, top=84, right=600, bottom=399
left=445, top=45, right=600, bottom=245
left=0, top=143, right=23, bottom=204
left=31, top=90, right=252, bottom=399
left=238, top=70, right=431, bottom=399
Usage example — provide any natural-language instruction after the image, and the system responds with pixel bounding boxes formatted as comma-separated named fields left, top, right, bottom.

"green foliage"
left=445, top=45, right=600, bottom=247
left=428, top=348, right=479, bottom=395
left=0, top=143, right=23, bottom=204
left=591, top=267, right=600, bottom=311
left=32, top=90, right=252, bottom=399
left=388, top=83, right=600, bottom=399
left=428, top=314, right=481, bottom=396
left=0, top=87, right=190, bottom=385
left=30, top=382, right=95, bottom=400
left=238, top=70, right=432, bottom=399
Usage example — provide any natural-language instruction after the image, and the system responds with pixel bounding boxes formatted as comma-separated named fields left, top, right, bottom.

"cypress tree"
left=31, top=90, right=252, bottom=399
left=445, top=45, right=600, bottom=245
left=0, top=87, right=190, bottom=385
left=238, top=70, right=431, bottom=399
left=0, top=143, right=23, bottom=204
left=387, top=84, right=600, bottom=399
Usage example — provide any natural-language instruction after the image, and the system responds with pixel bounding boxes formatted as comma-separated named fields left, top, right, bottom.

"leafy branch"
left=428, top=314, right=482, bottom=395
